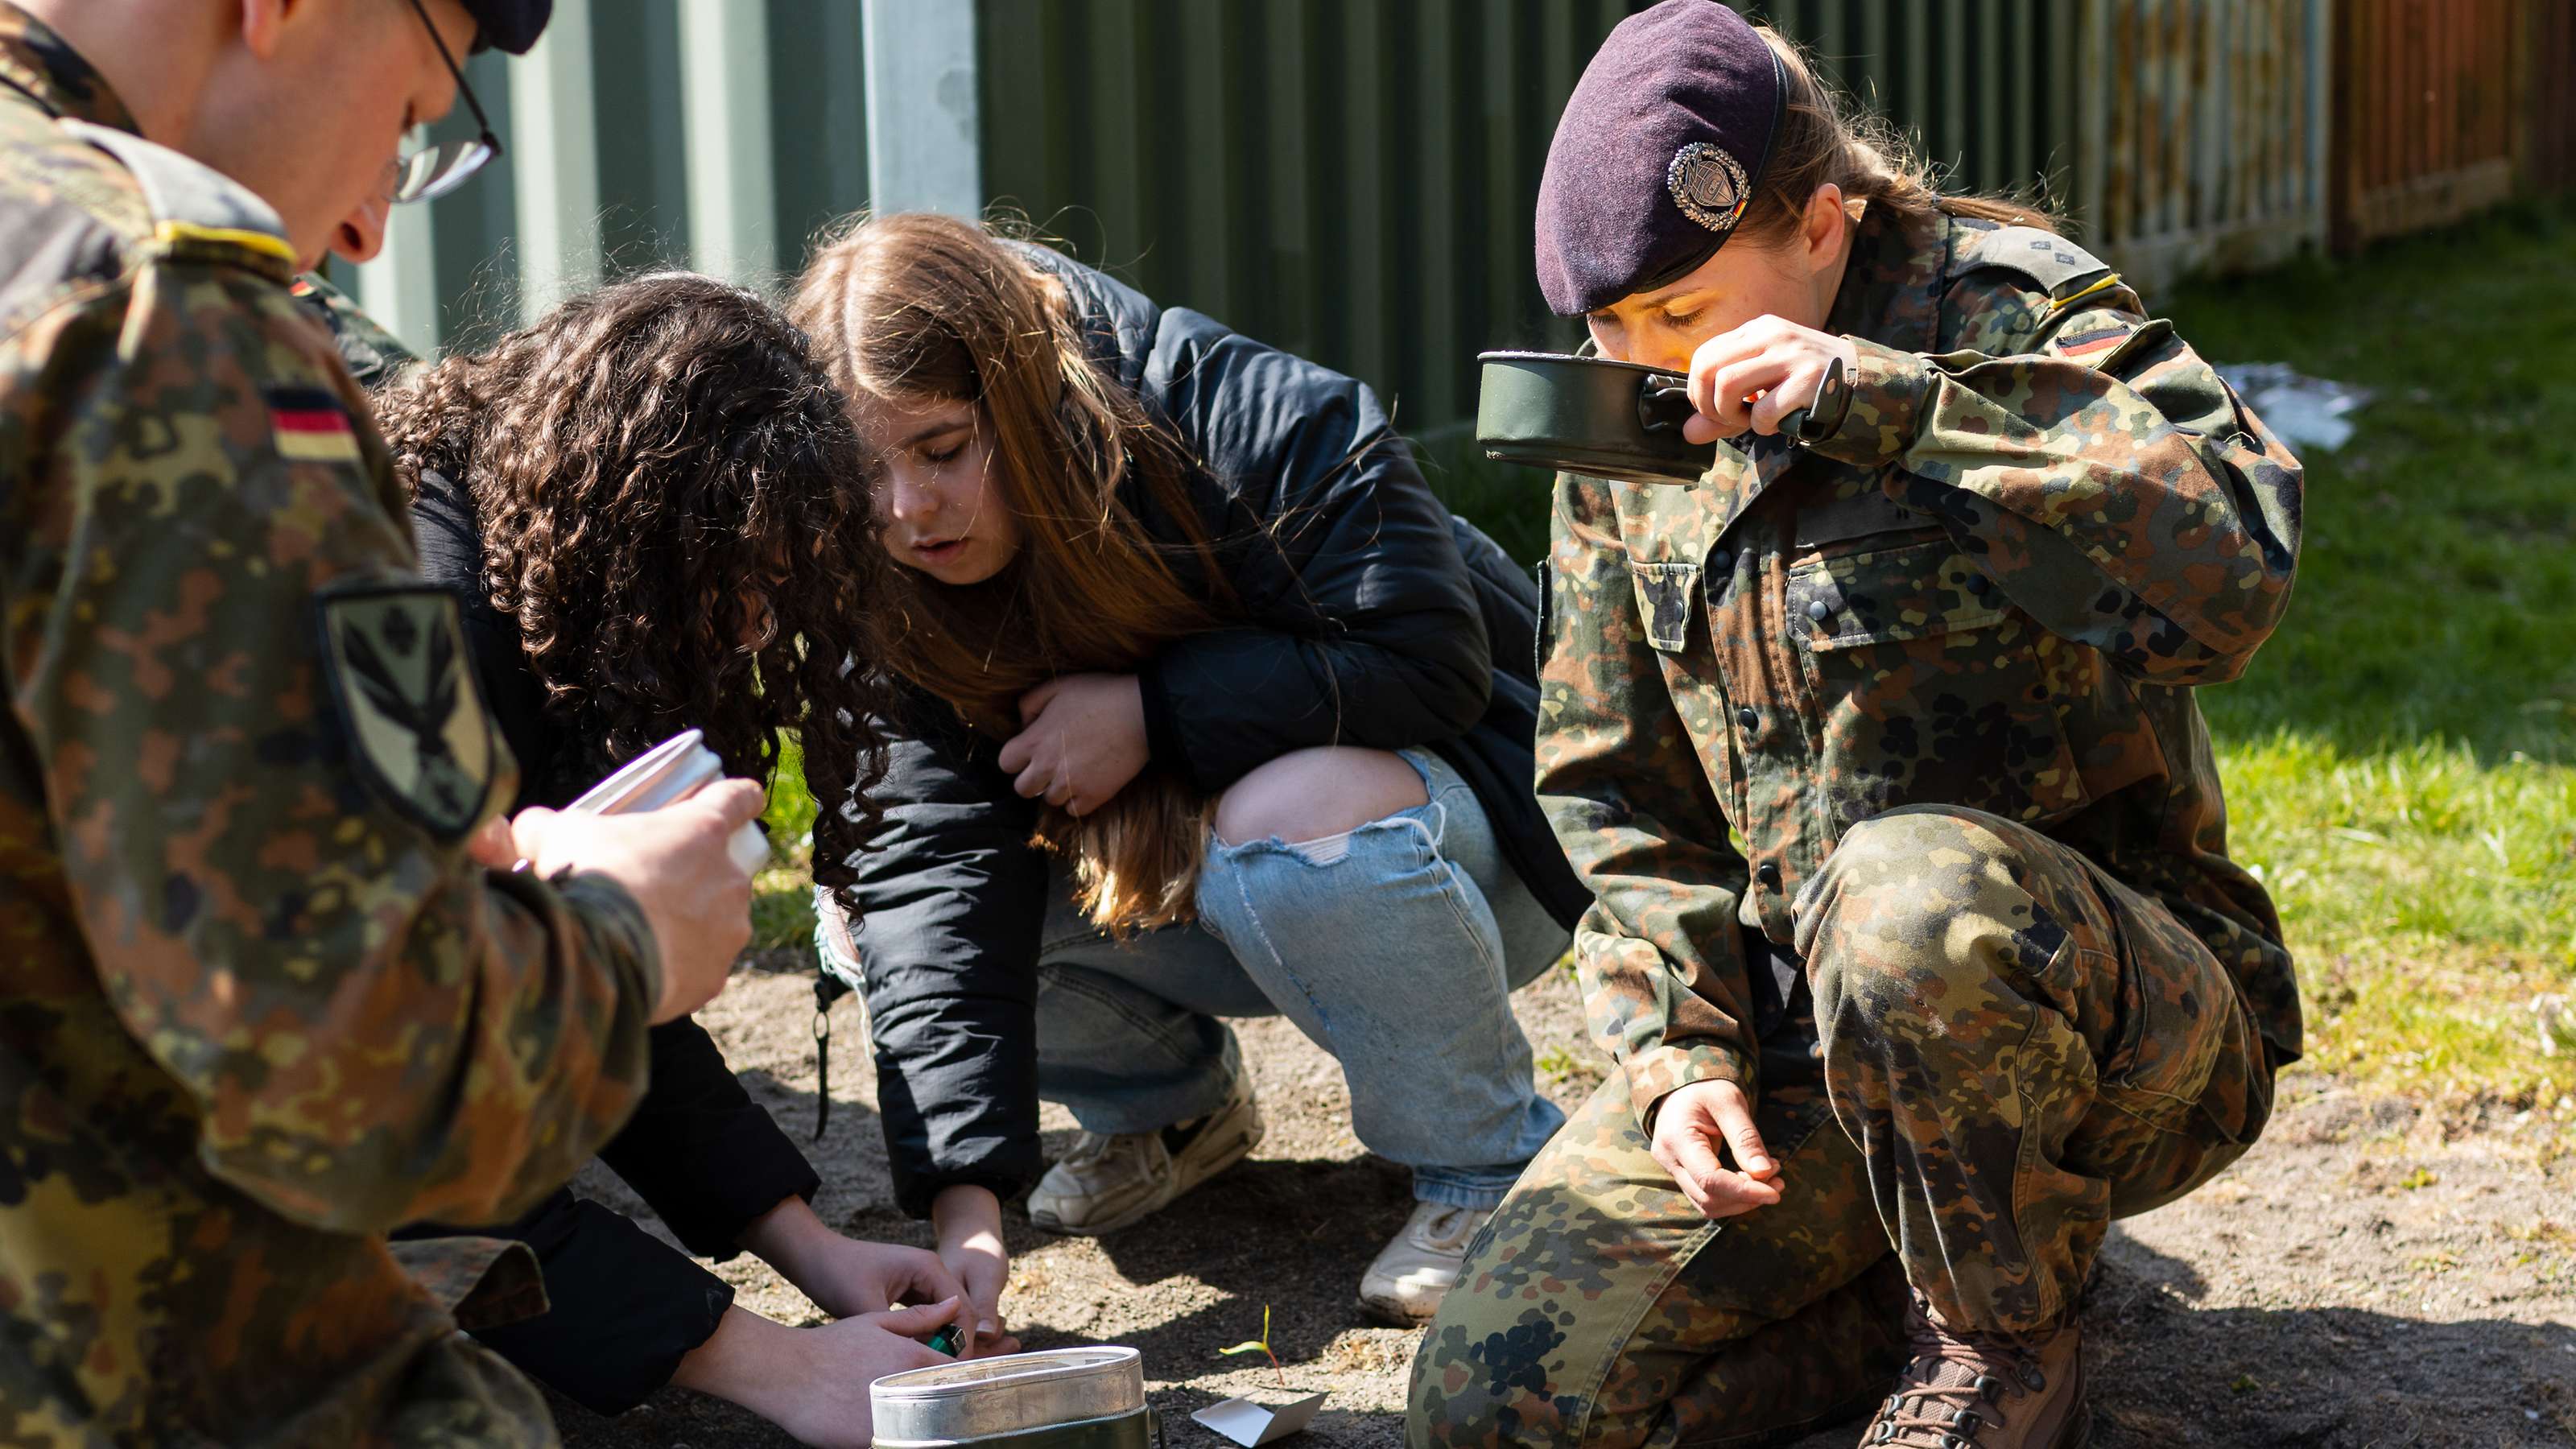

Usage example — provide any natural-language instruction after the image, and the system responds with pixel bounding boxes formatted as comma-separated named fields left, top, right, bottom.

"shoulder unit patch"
left=316, top=583, right=496, bottom=841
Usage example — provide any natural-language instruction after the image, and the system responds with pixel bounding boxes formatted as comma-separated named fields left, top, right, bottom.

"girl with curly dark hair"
left=371, top=272, right=993, bottom=1446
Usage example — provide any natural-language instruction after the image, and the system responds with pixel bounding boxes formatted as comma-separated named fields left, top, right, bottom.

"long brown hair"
left=792, top=213, right=1224, bottom=932
left=374, top=272, right=890, bottom=848
left=1731, top=26, right=2058, bottom=247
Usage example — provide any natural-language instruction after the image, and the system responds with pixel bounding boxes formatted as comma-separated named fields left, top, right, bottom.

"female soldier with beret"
left=1410, top=4, right=2301, bottom=1447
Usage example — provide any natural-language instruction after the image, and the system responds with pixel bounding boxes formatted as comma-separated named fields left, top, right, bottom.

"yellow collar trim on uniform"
left=155, top=220, right=298, bottom=266
left=2050, top=273, right=2124, bottom=312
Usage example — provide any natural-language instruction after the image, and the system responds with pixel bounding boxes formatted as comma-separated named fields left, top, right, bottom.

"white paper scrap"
left=1192, top=1392, right=1327, bottom=1446
left=2213, top=361, right=2374, bottom=453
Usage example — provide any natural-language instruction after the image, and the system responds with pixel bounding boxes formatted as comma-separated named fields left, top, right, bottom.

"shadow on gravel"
left=555, top=1022, right=2576, bottom=1448
left=2072, top=1240, right=2576, bottom=1449
left=988, top=1154, right=1424, bottom=1395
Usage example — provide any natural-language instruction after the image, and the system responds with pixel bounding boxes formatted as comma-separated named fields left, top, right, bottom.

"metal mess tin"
left=1476, top=349, right=1715, bottom=486
left=871, top=1347, right=1158, bottom=1448
left=1476, top=349, right=1806, bottom=487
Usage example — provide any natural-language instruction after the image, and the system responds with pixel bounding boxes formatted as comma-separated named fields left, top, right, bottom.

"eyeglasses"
left=390, top=0, right=502, bottom=204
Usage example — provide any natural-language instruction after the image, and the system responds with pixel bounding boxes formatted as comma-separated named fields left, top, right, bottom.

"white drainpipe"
left=862, top=0, right=982, bottom=219
left=510, top=0, right=602, bottom=319
left=679, top=0, right=778, bottom=283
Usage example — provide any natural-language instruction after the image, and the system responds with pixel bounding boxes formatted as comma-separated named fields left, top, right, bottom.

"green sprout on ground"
left=1217, top=1302, right=1288, bottom=1391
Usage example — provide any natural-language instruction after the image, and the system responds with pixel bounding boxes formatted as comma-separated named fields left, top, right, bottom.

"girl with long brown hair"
left=795, top=213, right=1591, bottom=1332
left=373, top=272, right=997, bottom=1447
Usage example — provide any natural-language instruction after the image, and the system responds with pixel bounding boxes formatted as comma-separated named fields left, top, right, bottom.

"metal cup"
left=563, top=727, right=770, bottom=875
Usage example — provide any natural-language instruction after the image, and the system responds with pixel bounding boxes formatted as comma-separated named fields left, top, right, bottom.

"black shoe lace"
left=1862, top=1309, right=2053, bottom=1447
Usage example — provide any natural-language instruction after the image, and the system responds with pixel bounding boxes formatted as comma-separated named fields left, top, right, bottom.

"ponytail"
left=1734, top=27, right=2057, bottom=244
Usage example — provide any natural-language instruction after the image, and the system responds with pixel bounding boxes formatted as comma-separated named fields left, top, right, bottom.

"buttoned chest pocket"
left=1627, top=561, right=1701, bottom=653
left=1787, top=537, right=2089, bottom=830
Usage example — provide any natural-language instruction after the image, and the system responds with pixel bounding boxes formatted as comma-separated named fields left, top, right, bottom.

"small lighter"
left=925, top=1323, right=964, bottom=1357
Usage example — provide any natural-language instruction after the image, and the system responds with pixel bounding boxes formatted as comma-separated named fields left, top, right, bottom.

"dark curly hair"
left=374, top=272, right=890, bottom=865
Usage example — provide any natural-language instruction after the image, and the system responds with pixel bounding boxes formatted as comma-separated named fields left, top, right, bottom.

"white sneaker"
left=1357, top=1202, right=1492, bottom=1325
left=1026, top=1080, right=1264, bottom=1236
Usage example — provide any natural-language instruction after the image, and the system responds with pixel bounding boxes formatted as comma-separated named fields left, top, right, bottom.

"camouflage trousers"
left=1410, top=807, right=2273, bottom=1448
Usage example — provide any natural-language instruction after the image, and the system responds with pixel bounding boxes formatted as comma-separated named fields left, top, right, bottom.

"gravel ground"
left=551, top=955, right=2576, bottom=1448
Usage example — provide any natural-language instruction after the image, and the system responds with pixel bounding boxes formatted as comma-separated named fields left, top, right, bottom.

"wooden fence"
left=2531, top=1, right=2576, bottom=195
left=2332, top=0, right=2524, bottom=248
left=1754, top=1, right=2333, bottom=293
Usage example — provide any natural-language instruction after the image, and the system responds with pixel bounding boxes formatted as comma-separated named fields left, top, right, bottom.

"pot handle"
left=1636, top=373, right=1695, bottom=436
left=1640, top=372, right=1813, bottom=444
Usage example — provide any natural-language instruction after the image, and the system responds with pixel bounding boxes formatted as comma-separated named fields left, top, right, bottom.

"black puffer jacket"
left=821, top=249, right=1587, bottom=1218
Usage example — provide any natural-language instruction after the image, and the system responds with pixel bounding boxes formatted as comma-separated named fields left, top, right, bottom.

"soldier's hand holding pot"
left=507, top=778, right=770, bottom=1022
left=1651, top=1078, right=1785, bottom=1220
left=1680, top=314, right=1858, bottom=443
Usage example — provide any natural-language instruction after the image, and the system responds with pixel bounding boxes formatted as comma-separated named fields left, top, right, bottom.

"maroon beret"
left=1534, top=0, right=1785, bottom=316
left=460, top=0, right=550, bottom=54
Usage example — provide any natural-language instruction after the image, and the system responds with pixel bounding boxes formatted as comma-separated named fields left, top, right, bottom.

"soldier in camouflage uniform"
left=1412, top=7, right=2301, bottom=1448
left=0, top=1, right=766, bottom=1443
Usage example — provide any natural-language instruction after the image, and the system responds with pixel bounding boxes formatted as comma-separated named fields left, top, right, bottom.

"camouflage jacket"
left=290, top=271, right=423, bottom=392
left=1538, top=202, right=2303, bottom=1126
left=0, top=12, right=660, bottom=1444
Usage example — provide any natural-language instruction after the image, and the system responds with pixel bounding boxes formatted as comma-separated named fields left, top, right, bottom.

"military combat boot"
left=1857, top=1294, right=2089, bottom=1448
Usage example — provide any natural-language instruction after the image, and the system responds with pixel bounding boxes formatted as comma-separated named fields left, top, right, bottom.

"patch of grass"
left=751, top=861, right=818, bottom=954
left=754, top=733, right=819, bottom=952
left=2170, top=200, right=2576, bottom=766
left=763, top=732, right=820, bottom=854
left=2161, top=200, right=2576, bottom=1108
left=1534, top=1043, right=1587, bottom=1083
left=2223, top=734, right=2574, bottom=1104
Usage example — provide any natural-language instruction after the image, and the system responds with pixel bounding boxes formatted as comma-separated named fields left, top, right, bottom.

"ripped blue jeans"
left=1029, top=749, right=1567, bottom=1210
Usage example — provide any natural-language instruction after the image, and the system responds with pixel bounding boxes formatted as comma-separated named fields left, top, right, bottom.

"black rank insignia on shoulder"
left=315, top=582, right=496, bottom=841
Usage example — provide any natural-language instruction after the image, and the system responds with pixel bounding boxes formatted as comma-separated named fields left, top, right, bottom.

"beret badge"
left=1667, top=141, right=1752, bottom=235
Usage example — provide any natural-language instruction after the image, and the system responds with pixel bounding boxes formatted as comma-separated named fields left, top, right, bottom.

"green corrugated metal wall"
left=976, top=1, right=2100, bottom=438
left=1763, top=0, right=2076, bottom=203
left=353, top=0, right=2335, bottom=436
left=980, top=0, right=1646, bottom=436
left=973, top=1, right=2338, bottom=436
left=335, top=0, right=873, bottom=354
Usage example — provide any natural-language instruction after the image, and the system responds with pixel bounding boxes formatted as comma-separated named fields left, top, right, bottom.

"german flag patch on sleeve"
left=2046, top=314, right=2170, bottom=372
left=2052, top=320, right=2134, bottom=361
left=266, top=385, right=363, bottom=464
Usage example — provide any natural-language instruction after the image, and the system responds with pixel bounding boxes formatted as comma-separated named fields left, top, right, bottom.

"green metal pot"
left=1475, top=349, right=1814, bottom=486
left=1475, top=349, right=1715, bottom=486
left=872, top=1347, right=1162, bottom=1448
